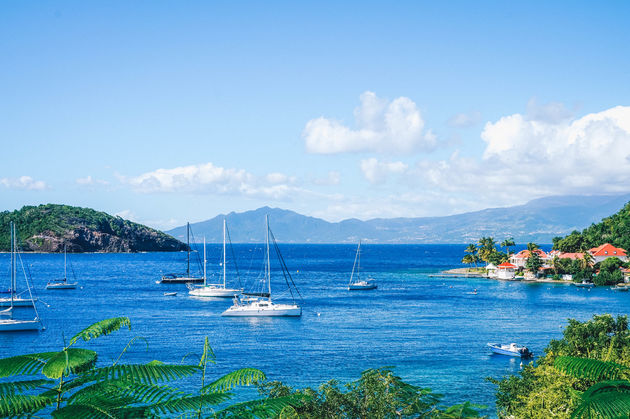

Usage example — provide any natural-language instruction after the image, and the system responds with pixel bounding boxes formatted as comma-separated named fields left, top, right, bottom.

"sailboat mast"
left=10, top=222, right=14, bottom=313
left=223, top=218, right=225, bottom=288
left=203, top=236, right=207, bottom=286
left=266, top=215, right=271, bottom=297
left=357, top=240, right=361, bottom=280
left=64, top=244, right=67, bottom=281
left=186, top=222, right=190, bottom=276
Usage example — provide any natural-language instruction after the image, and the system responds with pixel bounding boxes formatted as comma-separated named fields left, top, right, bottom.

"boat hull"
left=189, top=286, right=243, bottom=298
left=0, top=319, right=40, bottom=332
left=46, top=282, right=77, bottom=289
left=348, top=283, right=377, bottom=290
left=488, top=343, right=533, bottom=358
left=0, top=298, right=38, bottom=307
left=222, top=304, right=302, bottom=317
left=160, top=277, right=204, bottom=284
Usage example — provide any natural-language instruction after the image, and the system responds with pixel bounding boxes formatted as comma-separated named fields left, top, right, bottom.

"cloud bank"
left=303, top=91, right=436, bottom=154
left=0, top=176, right=47, bottom=191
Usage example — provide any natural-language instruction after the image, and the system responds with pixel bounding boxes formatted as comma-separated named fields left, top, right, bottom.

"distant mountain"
left=166, top=194, right=630, bottom=244
left=0, top=204, right=186, bottom=252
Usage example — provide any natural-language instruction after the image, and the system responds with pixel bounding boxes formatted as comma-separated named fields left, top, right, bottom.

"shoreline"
left=439, top=267, right=574, bottom=284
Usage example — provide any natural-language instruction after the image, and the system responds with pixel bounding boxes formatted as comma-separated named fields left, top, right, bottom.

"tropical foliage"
left=552, top=200, right=630, bottom=252
left=491, top=314, right=630, bottom=418
left=0, top=317, right=293, bottom=418
left=462, top=237, right=509, bottom=268
left=257, top=368, right=485, bottom=418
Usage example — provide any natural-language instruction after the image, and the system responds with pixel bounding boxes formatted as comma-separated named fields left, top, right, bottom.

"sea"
left=2, top=244, right=629, bottom=417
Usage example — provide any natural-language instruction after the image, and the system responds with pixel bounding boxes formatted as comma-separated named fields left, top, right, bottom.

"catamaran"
left=189, top=219, right=243, bottom=298
left=0, top=222, right=41, bottom=332
left=160, top=222, right=204, bottom=284
left=348, top=241, right=377, bottom=290
left=222, top=216, right=302, bottom=317
left=46, top=245, right=78, bottom=289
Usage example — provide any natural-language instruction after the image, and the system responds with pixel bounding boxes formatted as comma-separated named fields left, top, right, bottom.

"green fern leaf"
left=554, top=356, right=629, bottom=381
left=122, top=393, right=232, bottom=417
left=42, top=348, right=98, bottom=379
left=0, top=394, right=54, bottom=417
left=68, top=317, right=131, bottom=347
left=0, top=378, right=54, bottom=395
left=80, top=363, right=199, bottom=384
left=52, top=402, right=120, bottom=419
left=572, top=381, right=630, bottom=419
left=69, top=380, right=187, bottom=405
left=203, top=368, right=266, bottom=393
left=0, top=352, right=58, bottom=377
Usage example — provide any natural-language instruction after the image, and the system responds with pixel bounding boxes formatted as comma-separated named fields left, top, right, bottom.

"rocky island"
left=0, top=204, right=187, bottom=252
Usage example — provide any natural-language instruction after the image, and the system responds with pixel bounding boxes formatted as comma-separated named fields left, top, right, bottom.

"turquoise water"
left=1, top=244, right=629, bottom=416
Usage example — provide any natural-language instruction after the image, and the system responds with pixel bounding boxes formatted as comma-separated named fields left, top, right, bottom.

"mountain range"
left=165, top=194, right=630, bottom=244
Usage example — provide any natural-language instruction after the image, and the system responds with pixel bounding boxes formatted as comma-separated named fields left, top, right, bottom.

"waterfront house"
left=496, top=262, right=517, bottom=279
left=485, top=263, right=498, bottom=278
left=622, top=267, right=630, bottom=283
left=588, top=243, right=628, bottom=263
left=509, top=249, right=550, bottom=268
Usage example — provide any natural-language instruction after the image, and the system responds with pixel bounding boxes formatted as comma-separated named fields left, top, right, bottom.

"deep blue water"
left=2, top=244, right=630, bottom=416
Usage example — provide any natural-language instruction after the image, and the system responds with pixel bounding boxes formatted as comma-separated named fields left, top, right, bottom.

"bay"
left=1, top=244, right=629, bottom=416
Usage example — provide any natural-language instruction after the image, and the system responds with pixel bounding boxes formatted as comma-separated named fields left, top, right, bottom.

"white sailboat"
left=189, top=219, right=243, bottom=298
left=222, top=216, right=302, bottom=317
left=161, top=222, right=204, bottom=284
left=46, top=245, right=78, bottom=289
left=348, top=241, right=377, bottom=290
left=0, top=222, right=41, bottom=332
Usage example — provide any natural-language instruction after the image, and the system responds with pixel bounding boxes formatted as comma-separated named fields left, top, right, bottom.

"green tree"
left=500, top=238, right=515, bottom=256
left=477, top=237, right=498, bottom=263
left=525, top=251, right=543, bottom=276
left=464, top=244, right=479, bottom=268
left=526, top=242, right=539, bottom=252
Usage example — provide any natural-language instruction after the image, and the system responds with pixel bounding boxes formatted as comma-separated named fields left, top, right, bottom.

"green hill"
left=553, top=201, right=630, bottom=252
left=0, top=204, right=187, bottom=252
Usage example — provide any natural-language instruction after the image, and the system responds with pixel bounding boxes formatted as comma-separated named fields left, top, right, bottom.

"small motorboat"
left=488, top=343, right=533, bottom=358
left=163, top=292, right=177, bottom=297
left=612, top=285, right=629, bottom=292
left=574, top=281, right=595, bottom=288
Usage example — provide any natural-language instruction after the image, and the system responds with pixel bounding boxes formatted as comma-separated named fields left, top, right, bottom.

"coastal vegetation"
left=490, top=314, right=630, bottom=418
left=0, top=204, right=186, bottom=252
left=553, top=201, right=630, bottom=252
left=461, top=237, right=509, bottom=268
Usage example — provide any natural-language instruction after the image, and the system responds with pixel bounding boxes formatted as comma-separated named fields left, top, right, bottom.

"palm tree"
left=477, top=237, right=497, bottom=263
left=501, top=238, right=515, bottom=256
left=0, top=317, right=297, bottom=418
left=464, top=244, right=478, bottom=269
left=581, top=251, right=594, bottom=270
left=526, top=242, right=539, bottom=252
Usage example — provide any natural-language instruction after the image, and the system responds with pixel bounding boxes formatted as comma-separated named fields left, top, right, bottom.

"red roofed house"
left=497, top=262, right=517, bottom=280
left=557, top=252, right=585, bottom=260
left=588, top=243, right=628, bottom=263
left=509, top=249, right=550, bottom=268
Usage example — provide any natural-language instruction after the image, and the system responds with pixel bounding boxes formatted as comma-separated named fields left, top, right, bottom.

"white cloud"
left=115, top=209, right=137, bottom=221
left=76, top=175, right=109, bottom=186
left=448, top=111, right=482, bottom=128
left=121, top=162, right=302, bottom=200
left=0, top=176, right=47, bottom=191
left=415, top=105, right=630, bottom=204
left=360, top=158, right=408, bottom=184
left=303, top=91, right=436, bottom=154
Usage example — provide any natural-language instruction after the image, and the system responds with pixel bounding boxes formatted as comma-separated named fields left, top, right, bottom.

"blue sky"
left=1, top=1, right=630, bottom=229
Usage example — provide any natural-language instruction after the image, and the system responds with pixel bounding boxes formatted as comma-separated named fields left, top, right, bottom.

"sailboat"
left=0, top=222, right=41, bottom=331
left=348, top=241, right=377, bottom=290
left=189, top=219, right=244, bottom=298
left=46, top=245, right=78, bottom=289
left=160, top=222, right=204, bottom=284
left=222, top=215, right=302, bottom=317
left=0, top=223, right=39, bottom=308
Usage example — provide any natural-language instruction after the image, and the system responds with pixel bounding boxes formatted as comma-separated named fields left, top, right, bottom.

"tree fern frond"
left=0, top=394, right=54, bottom=417
left=42, top=348, right=98, bottom=379
left=69, top=379, right=187, bottom=405
left=554, top=356, right=629, bottom=381
left=0, top=352, right=58, bottom=377
left=203, top=368, right=266, bottom=393
left=52, top=402, right=118, bottom=419
left=199, top=336, right=216, bottom=367
left=0, top=378, right=54, bottom=395
left=81, top=363, right=200, bottom=384
left=572, top=382, right=630, bottom=419
left=122, top=393, right=232, bottom=417
left=68, top=317, right=131, bottom=347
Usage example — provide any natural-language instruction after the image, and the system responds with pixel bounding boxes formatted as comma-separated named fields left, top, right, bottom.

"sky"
left=1, top=1, right=630, bottom=230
